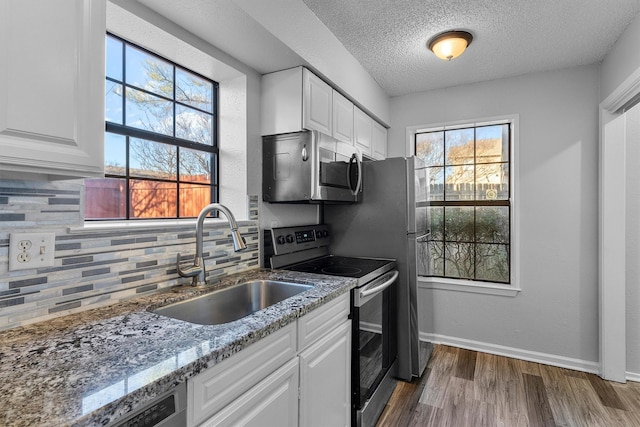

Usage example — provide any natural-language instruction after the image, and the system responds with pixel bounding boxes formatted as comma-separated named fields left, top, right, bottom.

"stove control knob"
left=323, top=230, right=329, bottom=238
left=286, top=234, right=294, bottom=243
left=277, top=236, right=286, bottom=245
left=315, top=229, right=323, bottom=239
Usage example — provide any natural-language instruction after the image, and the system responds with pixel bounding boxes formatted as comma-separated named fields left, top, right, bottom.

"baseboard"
left=360, top=321, right=382, bottom=334
left=627, top=371, right=640, bottom=382
left=420, top=332, right=600, bottom=375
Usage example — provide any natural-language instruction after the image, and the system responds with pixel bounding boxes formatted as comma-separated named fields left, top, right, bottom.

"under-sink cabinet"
left=188, top=293, right=351, bottom=427
left=0, top=0, right=106, bottom=180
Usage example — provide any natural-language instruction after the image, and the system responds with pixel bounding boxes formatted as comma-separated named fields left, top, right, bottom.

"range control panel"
left=269, top=224, right=330, bottom=255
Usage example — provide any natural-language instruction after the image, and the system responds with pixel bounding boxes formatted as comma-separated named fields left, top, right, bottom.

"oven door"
left=352, top=269, right=398, bottom=427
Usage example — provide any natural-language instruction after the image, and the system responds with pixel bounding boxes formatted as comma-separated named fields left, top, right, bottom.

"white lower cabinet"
left=188, top=293, right=351, bottom=427
left=200, top=358, right=299, bottom=427
left=299, top=321, right=351, bottom=427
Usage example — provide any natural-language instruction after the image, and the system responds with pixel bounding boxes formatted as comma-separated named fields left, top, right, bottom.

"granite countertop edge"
left=0, top=268, right=357, bottom=427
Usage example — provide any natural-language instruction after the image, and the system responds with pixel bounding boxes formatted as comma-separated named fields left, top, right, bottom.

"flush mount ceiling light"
left=427, top=30, right=473, bottom=61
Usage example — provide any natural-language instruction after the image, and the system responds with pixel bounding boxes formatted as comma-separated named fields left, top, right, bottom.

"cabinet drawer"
left=200, top=358, right=299, bottom=427
left=188, top=322, right=296, bottom=426
left=297, top=293, right=350, bottom=351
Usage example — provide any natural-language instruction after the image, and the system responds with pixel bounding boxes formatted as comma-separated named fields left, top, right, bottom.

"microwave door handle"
left=360, top=270, right=399, bottom=299
left=347, top=153, right=363, bottom=196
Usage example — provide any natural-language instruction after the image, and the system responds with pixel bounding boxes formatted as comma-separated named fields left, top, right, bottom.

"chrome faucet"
left=177, top=203, right=247, bottom=286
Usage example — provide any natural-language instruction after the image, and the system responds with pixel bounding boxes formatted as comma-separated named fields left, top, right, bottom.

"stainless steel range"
left=264, top=224, right=398, bottom=427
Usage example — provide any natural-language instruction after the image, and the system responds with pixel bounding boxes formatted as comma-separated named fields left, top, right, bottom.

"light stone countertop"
left=0, top=269, right=356, bottom=427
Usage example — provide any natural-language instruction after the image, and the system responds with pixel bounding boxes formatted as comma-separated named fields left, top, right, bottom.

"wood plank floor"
left=376, top=344, right=640, bottom=427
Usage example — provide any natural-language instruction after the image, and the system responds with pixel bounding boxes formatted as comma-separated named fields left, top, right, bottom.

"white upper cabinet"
left=303, top=69, right=332, bottom=135
left=372, top=120, right=388, bottom=160
left=354, top=106, right=372, bottom=155
left=354, top=106, right=387, bottom=160
left=332, top=90, right=354, bottom=144
left=0, top=0, right=106, bottom=180
left=262, top=66, right=332, bottom=136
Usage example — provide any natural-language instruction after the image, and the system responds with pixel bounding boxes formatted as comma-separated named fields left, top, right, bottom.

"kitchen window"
left=415, top=121, right=513, bottom=285
left=85, top=34, right=218, bottom=220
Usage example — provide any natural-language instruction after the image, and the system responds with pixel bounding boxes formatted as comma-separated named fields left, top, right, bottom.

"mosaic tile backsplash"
left=0, top=180, right=260, bottom=331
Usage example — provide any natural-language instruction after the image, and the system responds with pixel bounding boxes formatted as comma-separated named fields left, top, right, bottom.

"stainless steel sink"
left=153, top=280, right=313, bottom=325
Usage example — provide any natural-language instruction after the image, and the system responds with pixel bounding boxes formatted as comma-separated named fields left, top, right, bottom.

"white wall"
left=389, top=65, right=601, bottom=368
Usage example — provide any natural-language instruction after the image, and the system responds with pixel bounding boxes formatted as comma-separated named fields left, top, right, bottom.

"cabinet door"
left=0, top=0, right=105, bottom=179
left=372, top=121, right=387, bottom=160
left=201, top=358, right=299, bottom=427
left=303, top=69, right=332, bottom=135
left=299, top=321, right=351, bottom=427
left=353, top=107, right=372, bottom=157
left=332, top=90, right=354, bottom=144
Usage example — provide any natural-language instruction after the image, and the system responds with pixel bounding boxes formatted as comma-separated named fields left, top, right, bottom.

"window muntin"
left=86, top=34, right=218, bottom=220
left=416, top=123, right=511, bottom=284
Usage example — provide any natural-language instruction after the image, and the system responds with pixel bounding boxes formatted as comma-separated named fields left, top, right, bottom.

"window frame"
left=88, top=33, right=220, bottom=221
left=408, top=115, right=521, bottom=297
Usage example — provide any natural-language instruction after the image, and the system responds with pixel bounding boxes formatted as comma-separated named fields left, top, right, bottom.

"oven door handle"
left=360, top=270, right=399, bottom=299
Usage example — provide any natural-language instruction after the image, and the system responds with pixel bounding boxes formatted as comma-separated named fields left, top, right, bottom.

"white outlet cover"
left=9, top=232, right=56, bottom=271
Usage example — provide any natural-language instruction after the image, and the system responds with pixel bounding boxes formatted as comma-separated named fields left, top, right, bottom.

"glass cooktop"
left=285, top=255, right=394, bottom=279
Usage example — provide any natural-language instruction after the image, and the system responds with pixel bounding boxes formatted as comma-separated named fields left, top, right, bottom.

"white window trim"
left=407, top=114, right=521, bottom=297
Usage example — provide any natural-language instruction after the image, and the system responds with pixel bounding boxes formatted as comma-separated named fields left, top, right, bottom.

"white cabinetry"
left=354, top=107, right=372, bottom=156
left=299, top=322, right=351, bottom=427
left=354, top=106, right=387, bottom=160
left=372, top=121, right=388, bottom=160
left=332, top=90, right=354, bottom=144
left=0, top=0, right=106, bottom=180
left=188, top=293, right=351, bottom=427
left=200, top=359, right=299, bottom=427
left=261, top=67, right=332, bottom=136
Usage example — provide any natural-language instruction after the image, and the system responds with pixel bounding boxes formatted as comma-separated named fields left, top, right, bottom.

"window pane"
left=179, top=184, right=211, bottom=217
left=129, top=138, right=177, bottom=179
left=475, top=244, right=509, bottom=282
left=427, top=166, right=444, bottom=201
left=176, top=69, right=213, bottom=113
left=428, top=206, right=444, bottom=240
left=106, top=36, right=123, bottom=81
left=180, top=148, right=211, bottom=183
left=175, top=105, right=212, bottom=145
left=130, top=180, right=177, bottom=218
left=444, top=207, right=474, bottom=242
left=445, top=128, right=474, bottom=165
left=104, top=133, right=126, bottom=176
left=444, top=242, right=474, bottom=279
left=84, top=178, right=126, bottom=219
left=125, top=88, right=174, bottom=136
left=476, top=207, right=509, bottom=243
left=476, top=163, right=509, bottom=200
left=125, top=45, right=173, bottom=98
left=416, top=131, right=444, bottom=166
left=445, top=165, right=475, bottom=201
left=476, top=125, right=508, bottom=163
left=105, top=81, right=123, bottom=124
left=429, top=241, right=445, bottom=276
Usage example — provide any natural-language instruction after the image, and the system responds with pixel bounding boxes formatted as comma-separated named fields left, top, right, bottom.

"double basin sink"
left=153, top=280, right=313, bottom=325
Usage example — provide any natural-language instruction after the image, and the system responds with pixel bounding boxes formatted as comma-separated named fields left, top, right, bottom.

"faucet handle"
left=176, top=253, right=202, bottom=278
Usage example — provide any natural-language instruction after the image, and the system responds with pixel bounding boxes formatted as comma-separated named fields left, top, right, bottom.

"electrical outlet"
left=8, top=232, right=56, bottom=271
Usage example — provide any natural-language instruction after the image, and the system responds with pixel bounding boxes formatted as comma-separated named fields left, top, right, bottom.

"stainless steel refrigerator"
left=324, top=156, right=432, bottom=381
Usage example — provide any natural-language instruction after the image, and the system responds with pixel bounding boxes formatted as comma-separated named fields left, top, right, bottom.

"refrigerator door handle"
left=416, top=233, right=430, bottom=243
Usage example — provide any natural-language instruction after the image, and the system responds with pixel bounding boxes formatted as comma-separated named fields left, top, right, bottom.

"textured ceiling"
left=302, top=0, right=640, bottom=96
left=131, top=0, right=640, bottom=97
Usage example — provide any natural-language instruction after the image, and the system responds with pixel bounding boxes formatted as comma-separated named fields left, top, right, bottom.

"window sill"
left=68, top=218, right=257, bottom=234
left=418, top=276, right=521, bottom=297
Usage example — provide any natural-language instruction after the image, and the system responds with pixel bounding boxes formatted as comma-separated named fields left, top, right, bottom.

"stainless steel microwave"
left=263, top=130, right=362, bottom=203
